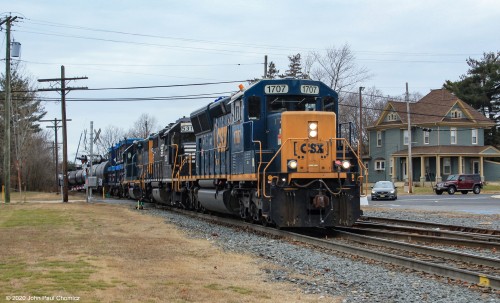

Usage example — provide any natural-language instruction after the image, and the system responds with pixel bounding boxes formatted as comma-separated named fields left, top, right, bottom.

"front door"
left=473, top=160, right=480, bottom=174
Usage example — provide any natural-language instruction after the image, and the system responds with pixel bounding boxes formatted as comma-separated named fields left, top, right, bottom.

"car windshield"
left=446, top=175, right=458, bottom=181
left=374, top=181, right=393, bottom=189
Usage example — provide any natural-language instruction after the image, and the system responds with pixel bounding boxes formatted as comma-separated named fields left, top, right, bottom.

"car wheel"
left=461, top=191, right=468, bottom=194
left=393, top=196, right=397, bottom=200
left=473, top=185, right=481, bottom=194
left=435, top=190, right=443, bottom=195
left=447, top=186, right=456, bottom=195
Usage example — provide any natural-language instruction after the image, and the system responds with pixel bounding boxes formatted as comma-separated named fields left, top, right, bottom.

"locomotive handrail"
left=253, top=140, right=263, bottom=197
left=261, top=137, right=367, bottom=199
left=171, top=144, right=179, bottom=192
left=261, top=137, right=305, bottom=199
left=175, top=156, right=190, bottom=191
left=333, top=137, right=368, bottom=195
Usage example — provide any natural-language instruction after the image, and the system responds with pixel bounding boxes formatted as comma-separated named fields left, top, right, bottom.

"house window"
left=377, top=131, right=382, bottom=147
left=424, top=131, right=430, bottom=145
left=443, top=157, right=451, bottom=174
left=472, top=129, right=478, bottom=144
left=389, top=159, right=393, bottom=175
left=375, top=160, right=385, bottom=171
left=451, top=109, right=462, bottom=118
left=387, top=112, right=398, bottom=121
left=450, top=128, right=457, bottom=144
left=403, top=130, right=409, bottom=145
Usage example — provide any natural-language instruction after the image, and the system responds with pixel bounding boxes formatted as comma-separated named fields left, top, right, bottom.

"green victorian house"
left=365, top=89, right=500, bottom=185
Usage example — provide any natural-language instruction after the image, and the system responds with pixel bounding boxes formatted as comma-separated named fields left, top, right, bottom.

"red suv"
left=434, top=174, right=483, bottom=195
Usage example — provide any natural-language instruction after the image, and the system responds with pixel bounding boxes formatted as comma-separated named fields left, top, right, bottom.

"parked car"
left=371, top=181, right=398, bottom=200
left=433, top=174, right=483, bottom=195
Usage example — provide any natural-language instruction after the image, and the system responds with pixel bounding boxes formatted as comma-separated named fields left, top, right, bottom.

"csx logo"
left=300, top=143, right=324, bottom=154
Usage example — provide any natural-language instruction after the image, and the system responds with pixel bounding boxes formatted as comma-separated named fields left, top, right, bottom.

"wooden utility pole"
left=358, top=86, right=365, bottom=155
left=264, top=55, right=268, bottom=78
left=41, top=118, right=71, bottom=191
left=406, top=82, right=413, bottom=194
left=1, top=16, right=18, bottom=203
left=38, top=67, right=87, bottom=202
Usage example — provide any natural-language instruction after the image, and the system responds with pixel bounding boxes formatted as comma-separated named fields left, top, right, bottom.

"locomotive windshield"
left=267, top=95, right=318, bottom=112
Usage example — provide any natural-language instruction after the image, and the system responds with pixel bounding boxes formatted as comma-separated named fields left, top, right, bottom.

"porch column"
left=420, top=156, right=425, bottom=186
left=391, top=156, right=396, bottom=183
left=480, top=156, right=484, bottom=181
left=436, top=155, right=441, bottom=183
left=458, top=156, right=463, bottom=174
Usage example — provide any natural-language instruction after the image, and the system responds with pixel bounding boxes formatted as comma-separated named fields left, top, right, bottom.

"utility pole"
left=41, top=118, right=71, bottom=191
left=38, top=66, right=87, bottom=202
left=264, top=55, right=268, bottom=78
left=1, top=15, right=19, bottom=203
left=406, top=82, right=413, bottom=194
left=358, top=86, right=365, bottom=156
left=88, top=121, right=94, bottom=202
left=359, top=86, right=365, bottom=196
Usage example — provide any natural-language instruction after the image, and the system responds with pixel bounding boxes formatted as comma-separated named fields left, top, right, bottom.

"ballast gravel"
left=142, top=206, right=498, bottom=302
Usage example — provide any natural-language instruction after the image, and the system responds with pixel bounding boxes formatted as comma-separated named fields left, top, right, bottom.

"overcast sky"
left=2, top=0, right=499, bottom=159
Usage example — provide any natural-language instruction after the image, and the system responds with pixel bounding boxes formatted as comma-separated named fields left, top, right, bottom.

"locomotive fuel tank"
left=197, top=189, right=239, bottom=215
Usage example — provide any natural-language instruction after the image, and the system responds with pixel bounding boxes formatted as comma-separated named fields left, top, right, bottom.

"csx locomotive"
left=78, top=78, right=365, bottom=228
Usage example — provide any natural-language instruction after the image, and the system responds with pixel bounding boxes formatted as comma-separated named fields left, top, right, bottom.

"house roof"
left=369, top=89, right=495, bottom=129
left=392, top=145, right=500, bottom=157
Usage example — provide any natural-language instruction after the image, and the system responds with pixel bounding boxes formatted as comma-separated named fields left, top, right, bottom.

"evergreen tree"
left=281, top=53, right=305, bottom=79
left=266, top=61, right=280, bottom=79
left=444, top=51, right=500, bottom=146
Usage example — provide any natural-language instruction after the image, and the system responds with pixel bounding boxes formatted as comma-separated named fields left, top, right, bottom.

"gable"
left=384, top=106, right=401, bottom=123
left=480, top=146, right=500, bottom=155
left=373, top=102, right=404, bottom=127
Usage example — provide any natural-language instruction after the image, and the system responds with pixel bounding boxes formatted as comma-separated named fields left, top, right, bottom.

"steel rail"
left=355, top=221, right=500, bottom=243
left=333, top=229, right=500, bottom=268
left=360, top=216, right=500, bottom=236
left=161, top=207, right=500, bottom=289
left=337, top=226, right=500, bottom=250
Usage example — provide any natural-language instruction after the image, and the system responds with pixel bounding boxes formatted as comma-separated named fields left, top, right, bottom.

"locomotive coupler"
left=313, top=189, right=330, bottom=208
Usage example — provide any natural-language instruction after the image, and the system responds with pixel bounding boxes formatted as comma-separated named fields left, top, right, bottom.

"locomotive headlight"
left=341, top=160, right=351, bottom=170
left=287, top=159, right=298, bottom=170
left=308, top=122, right=318, bottom=138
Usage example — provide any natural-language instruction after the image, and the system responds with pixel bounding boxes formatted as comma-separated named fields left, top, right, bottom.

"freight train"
left=71, top=78, right=365, bottom=228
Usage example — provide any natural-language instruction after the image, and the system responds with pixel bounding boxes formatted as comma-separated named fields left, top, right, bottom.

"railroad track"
left=152, top=206, right=500, bottom=290
left=360, top=215, right=500, bottom=237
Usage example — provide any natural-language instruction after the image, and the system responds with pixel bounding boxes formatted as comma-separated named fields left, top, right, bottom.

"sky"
left=1, top=0, right=499, bottom=160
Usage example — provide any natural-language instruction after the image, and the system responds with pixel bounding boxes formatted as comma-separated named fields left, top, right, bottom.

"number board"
left=265, top=84, right=289, bottom=94
left=300, top=85, right=319, bottom=95
left=180, top=123, right=194, bottom=133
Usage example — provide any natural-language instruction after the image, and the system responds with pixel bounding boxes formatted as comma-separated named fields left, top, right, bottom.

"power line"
left=23, top=18, right=485, bottom=58
left=14, top=58, right=262, bottom=67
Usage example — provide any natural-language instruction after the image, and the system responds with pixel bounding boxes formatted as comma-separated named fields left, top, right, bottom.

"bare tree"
left=127, top=113, right=159, bottom=139
left=339, top=87, right=386, bottom=150
left=309, top=43, right=371, bottom=102
left=1, top=63, right=48, bottom=192
left=95, top=125, right=126, bottom=156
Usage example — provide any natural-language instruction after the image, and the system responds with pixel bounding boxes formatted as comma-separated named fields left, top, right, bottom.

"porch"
left=390, top=145, right=500, bottom=186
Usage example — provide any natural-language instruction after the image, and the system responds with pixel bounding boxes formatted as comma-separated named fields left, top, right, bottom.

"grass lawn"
left=0, top=202, right=339, bottom=303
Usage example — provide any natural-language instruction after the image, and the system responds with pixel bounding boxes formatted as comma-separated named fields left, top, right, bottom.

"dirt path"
left=0, top=202, right=340, bottom=302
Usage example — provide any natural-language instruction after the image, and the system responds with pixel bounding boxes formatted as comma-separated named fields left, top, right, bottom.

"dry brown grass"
left=0, top=202, right=342, bottom=303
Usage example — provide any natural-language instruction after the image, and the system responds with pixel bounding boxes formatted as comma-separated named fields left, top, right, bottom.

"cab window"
left=248, top=96, right=261, bottom=120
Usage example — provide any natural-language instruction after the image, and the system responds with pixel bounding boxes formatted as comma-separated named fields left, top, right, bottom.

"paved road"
left=368, top=193, right=500, bottom=215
